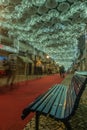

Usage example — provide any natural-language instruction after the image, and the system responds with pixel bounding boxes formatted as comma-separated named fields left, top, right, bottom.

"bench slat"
left=42, top=85, right=63, bottom=114
left=64, top=84, right=76, bottom=118
left=72, top=75, right=86, bottom=95
left=55, top=85, right=67, bottom=119
left=35, top=85, right=63, bottom=113
left=31, top=84, right=58, bottom=111
left=50, top=85, right=66, bottom=118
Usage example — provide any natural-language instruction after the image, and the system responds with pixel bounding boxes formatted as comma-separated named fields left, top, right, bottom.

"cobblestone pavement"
left=23, top=74, right=87, bottom=130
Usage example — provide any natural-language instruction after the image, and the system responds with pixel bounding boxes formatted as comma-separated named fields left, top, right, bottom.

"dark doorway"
left=28, top=63, right=32, bottom=75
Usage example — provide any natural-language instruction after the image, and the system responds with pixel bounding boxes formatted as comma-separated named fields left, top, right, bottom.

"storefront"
left=0, top=49, right=10, bottom=76
left=18, top=56, right=34, bottom=75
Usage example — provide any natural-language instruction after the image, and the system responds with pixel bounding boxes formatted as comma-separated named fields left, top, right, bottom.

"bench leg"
left=63, top=120, right=72, bottom=130
left=35, top=112, right=40, bottom=130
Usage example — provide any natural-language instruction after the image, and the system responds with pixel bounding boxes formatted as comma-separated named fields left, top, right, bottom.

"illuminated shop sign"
left=0, top=44, right=3, bottom=48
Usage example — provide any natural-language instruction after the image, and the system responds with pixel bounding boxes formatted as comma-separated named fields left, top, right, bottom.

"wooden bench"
left=21, top=71, right=87, bottom=130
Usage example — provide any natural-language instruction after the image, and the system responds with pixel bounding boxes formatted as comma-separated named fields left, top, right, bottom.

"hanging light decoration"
left=0, top=0, right=87, bottom=69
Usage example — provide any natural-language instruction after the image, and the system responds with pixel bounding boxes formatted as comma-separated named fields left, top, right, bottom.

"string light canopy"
left=0, top=0, right=87, bottom=70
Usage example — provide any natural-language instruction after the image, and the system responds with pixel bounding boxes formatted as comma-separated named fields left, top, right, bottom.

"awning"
left=18, top=56, right=33, bottom=63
